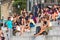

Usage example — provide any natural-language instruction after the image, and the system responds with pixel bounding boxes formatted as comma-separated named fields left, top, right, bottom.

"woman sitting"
left=34, top=17, right=49, bottom=37
left=24, top=20, right=30, bottom=32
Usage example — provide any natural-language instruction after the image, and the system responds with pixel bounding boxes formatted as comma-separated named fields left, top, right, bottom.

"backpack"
left=35, top=26, right=48, bottom=35
left=30, top=23, right=35, bottom=28
left=36, top=26, right=41, bottom=34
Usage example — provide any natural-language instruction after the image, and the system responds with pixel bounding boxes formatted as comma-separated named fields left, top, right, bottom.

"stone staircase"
left=3, top=21, right=60, bottom=40
left=45, top=26, right=60, bottom=40
left=11, top=21, right=60, bottom=40
left=11, top=26, right=60, bottom=40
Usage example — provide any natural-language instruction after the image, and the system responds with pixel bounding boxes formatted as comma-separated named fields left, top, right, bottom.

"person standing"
left=33, top=3, right=38, bottom=17
left=6, top=17, right=13, bottom=40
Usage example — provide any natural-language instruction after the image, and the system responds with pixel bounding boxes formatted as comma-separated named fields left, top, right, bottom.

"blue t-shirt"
left=6, top=20, right=13, bottom=29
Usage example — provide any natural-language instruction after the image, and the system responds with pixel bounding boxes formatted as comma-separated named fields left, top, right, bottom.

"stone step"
left=45, top=35, right=60, bottom=40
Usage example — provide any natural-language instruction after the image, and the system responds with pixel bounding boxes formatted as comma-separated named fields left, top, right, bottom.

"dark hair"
left=29, top=13, right=33, bottom=16
left=0, top=27, right=1, bottom=30
left=44, top=21, right=47, bottom=25
left=29, top=12, right=33, bottom=15
left=8, top=17, right=11, bottom=20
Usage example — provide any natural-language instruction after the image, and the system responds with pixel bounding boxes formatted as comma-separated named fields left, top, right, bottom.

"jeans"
left=7, top=29, right=12, bottom=40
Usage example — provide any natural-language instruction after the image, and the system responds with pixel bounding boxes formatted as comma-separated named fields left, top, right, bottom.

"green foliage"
left=13, top=0, right=27, bottom=14
left=0, top=6, right=1, bottom=19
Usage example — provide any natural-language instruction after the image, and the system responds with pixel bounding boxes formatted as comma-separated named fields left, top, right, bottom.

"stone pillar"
left=31, top=0, right=33, bottom=11
left=35, top=0, right=37, bottom=3
left=37, top=0, right=40, bottom=3
left=41, top=0, right=44, bottom=3
left=27, top=0, right=29, bottom=12
left=55, top=0, right=58, bottom=4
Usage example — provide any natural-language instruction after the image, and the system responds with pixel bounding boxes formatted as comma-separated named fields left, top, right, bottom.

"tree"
left=0, top=6, right=1, bottom=19
left=13, top=0, right=27, bottom=14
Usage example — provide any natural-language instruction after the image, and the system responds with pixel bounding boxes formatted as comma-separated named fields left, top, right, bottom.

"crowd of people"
left=0, top=4, right=60, bottom=40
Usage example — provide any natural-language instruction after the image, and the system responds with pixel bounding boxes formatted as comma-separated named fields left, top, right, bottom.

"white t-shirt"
left=16, top=26, right=20, bottom=31
left=11, top=16, right=13, bottom=21
left=58, top=13, right=60, bottom=16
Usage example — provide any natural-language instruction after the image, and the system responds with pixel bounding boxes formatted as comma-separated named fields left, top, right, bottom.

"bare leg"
left=20, top=25, right=24, bottom=35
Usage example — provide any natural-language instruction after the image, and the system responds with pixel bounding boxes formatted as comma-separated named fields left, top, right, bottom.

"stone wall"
left=1, top=3, right=9, bottom=19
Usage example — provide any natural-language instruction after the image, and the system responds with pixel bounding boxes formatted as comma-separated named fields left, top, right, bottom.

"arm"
left=34, top=27, right=45, bottom=37
left=37, top=29, right=45, bottom=35
left=31, top=19, right=35, bottom=25
left=30, top=19, right=35, bottom=25
left=47, top=20, right=50, bottom=27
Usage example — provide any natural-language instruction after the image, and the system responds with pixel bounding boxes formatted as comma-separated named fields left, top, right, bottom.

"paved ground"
left=2, top=21, right=60, bottom=40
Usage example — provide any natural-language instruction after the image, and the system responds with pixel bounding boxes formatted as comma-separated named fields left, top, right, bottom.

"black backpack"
left=36, top=26, right=48, bottom=35
left=36, top=26, right=41, bottom=34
